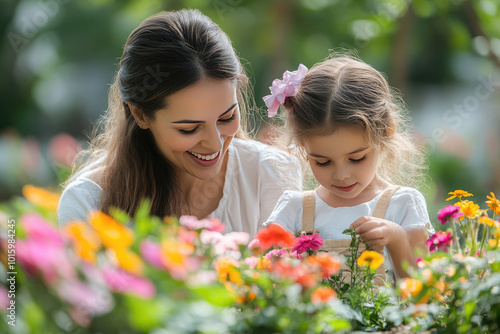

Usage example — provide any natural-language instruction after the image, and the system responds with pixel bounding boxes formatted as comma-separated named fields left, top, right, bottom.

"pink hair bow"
left=263, top=64, right=308, bottom=117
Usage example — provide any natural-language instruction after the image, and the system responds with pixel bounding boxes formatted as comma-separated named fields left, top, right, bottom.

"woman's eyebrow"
left=171, top=103, right=238, bottom=124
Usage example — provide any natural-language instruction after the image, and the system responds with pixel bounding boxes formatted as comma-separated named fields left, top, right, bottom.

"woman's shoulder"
left=58, top=159, right=105, bottom=226
left=279, top=189, right=304, bottom=203
left=58, top=176, right=102, bottom=226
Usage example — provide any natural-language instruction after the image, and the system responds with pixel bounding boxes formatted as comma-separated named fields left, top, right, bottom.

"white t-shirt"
left=264, top=187, right=434, bottom=273
left=58, top=138, right=303, bottom=236
left=264, top=187, right=434, bottom=238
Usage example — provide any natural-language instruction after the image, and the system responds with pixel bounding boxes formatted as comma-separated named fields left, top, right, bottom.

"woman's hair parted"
left=280, top=55, right=426, bottom=188
left=69, top=9, right=249, bottom=218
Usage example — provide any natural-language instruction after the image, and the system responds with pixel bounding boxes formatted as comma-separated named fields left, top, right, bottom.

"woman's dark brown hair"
left=69, top=9, right=248, bottom=217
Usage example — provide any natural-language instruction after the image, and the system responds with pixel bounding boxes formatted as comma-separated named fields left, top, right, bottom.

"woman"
left=58, top=9, right=302, bottom=236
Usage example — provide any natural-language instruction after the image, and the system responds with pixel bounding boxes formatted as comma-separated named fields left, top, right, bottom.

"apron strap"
left=372, top=185, right=400, bottom=219
left=298, top=190, right=317, bottom=236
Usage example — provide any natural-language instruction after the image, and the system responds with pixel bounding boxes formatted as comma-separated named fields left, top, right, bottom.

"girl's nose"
left=332, top=164, right=350, bottom=181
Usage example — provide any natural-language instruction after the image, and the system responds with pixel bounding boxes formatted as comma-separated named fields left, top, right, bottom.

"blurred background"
left=1, top=0, right=499, bottom=228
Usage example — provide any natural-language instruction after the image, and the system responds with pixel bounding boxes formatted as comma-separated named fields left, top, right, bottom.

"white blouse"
left=58, top=138, right=303, bottom=237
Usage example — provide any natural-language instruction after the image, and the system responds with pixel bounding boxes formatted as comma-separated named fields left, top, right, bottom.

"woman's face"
left=145, top=79, right=240, bottom=181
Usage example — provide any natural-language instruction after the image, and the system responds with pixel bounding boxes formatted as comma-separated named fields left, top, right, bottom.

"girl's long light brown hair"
left=68, top=9, right=249, bottom=217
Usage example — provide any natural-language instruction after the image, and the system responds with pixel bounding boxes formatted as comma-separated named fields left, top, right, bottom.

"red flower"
left=255, top=224, right=296, bottom=250
left=292, top=233, right=323, bottom=255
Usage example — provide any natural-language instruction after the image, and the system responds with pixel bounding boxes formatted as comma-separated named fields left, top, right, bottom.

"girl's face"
left=303, top=127, right=380, bottom=201
left=145, top=79, right=240, bottom=181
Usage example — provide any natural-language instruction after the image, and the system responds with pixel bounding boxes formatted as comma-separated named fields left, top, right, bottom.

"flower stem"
left=478, top=225, right=489, bottom=257
left=451, top=219, right=462, bottom=254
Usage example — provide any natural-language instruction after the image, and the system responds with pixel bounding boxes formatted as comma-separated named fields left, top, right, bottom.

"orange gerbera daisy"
left=255, top=224, right=296, bottom=250
left=486, top=192, right=500, bottom=215
left=90, top=211, right=134, bottom=249
left=446, top=190, right=473, bottom=201
left=400, top=278, right=423, bottom=299
left=64, top=222, right=102, bottom=263
left=215, top=257, right=243, bottom=285
left=454, top=200, right=480, bottom=219
left=311, top=286, right=337, bottom=304
left=22, top=185, right=61, bottom=211
left=256, top=257, right=272, bottom=271
left=357, top=250, right=384, bottom=270
left=306, top=253, right=341, bottom=278
left=108, top=247, right=144, bottom=276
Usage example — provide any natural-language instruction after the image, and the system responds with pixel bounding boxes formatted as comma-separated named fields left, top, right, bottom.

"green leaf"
left=134, top=199, right=158, bottom=235
left=191, top=285, right=235, bottom=307
left=125, top=294, right=172, bottom=332
left=108, top=206, right=130, bottom=225
left=463, top=300, right=476, bottom=321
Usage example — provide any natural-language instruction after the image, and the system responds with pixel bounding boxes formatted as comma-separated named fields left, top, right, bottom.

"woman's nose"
left=202, top=124, right=223, bottom=152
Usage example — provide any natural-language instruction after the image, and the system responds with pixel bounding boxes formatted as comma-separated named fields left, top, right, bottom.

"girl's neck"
left=316, top=175, right=390, bottom=208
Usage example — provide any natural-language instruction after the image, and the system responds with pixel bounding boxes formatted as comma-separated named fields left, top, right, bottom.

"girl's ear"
left=128, top=102, right=149, bottom=129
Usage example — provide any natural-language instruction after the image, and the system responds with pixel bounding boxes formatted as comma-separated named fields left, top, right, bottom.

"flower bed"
left=1, top=187, right=499, bottom=333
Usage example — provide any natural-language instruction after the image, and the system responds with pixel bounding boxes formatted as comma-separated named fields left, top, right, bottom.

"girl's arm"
left=386, top=227, right=428, bottom=278
left=350, top=217, right=428, bottom=278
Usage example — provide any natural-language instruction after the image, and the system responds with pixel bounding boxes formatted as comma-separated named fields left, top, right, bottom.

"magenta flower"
left=17, top=238, right=75, bottom=284
left=292, top=234, right=324, bottom=255
left=244, top=256, right=259, bottom=269
left=264, top=248, right=290, bottom=259
left=200, top=230, right=250, bottom=255
left=0, top=286, right=9, bottom=310
left=102, top=267, right=156, bottom=299
left=57, top=280, right=113, bottom=316
left=179, top=215, right=225, bottom=233
left=248, top=238, right=261, bottom=250
left=140, top=239, right=166, bottom=269
left=426, top=231, right=453, bottom=252
left=21, top=214, right=64, bottom=246
left=437, top=205, right=464, bottom=225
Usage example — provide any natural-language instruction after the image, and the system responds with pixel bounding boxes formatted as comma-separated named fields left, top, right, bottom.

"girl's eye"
left=218, top=114, right=236, bottom=123
left=315, top=160, right=331, bottom=167
left=179, top=127, right=200, bottom=135
left=349, top=155, right=366, bottom=163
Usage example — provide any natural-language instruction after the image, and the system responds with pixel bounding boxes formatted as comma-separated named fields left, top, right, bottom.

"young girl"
left=263, top=55, right=434, bottom=281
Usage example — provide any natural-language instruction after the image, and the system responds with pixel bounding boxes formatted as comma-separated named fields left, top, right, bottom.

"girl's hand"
left=349, top=216, right=406, bottom=248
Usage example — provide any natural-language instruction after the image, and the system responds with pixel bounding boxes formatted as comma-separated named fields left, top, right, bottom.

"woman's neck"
left=177, top=152, right=230, bottom=218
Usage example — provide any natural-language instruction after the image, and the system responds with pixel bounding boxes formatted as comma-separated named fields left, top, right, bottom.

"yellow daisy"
left=446, top=190, right=473, bottom=201
left=454, top=200, right=480, bottom=219
left=357, top=250, right=384, bottom=270
left=486, top=192, right=500, bottom=215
